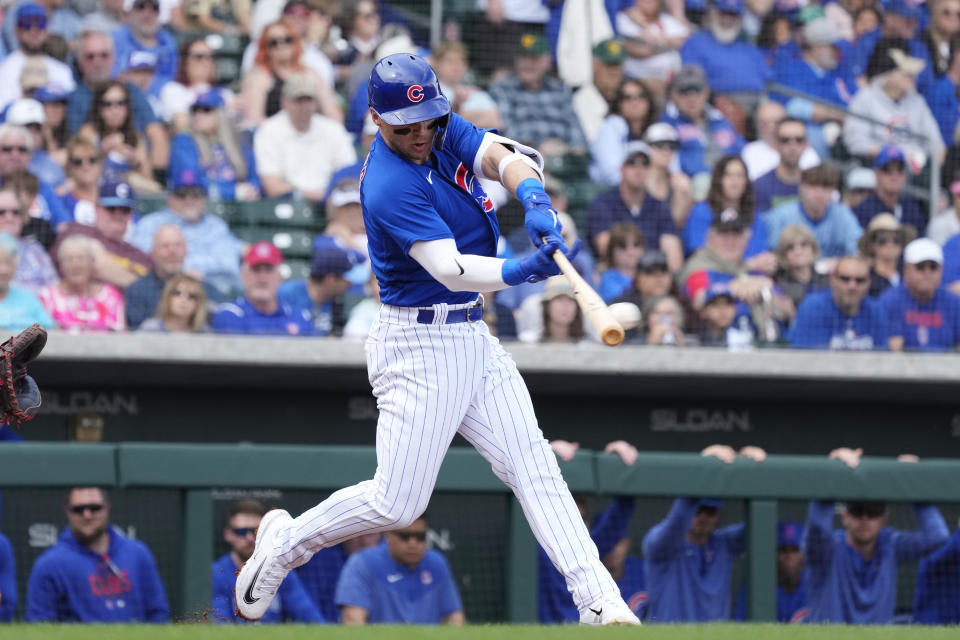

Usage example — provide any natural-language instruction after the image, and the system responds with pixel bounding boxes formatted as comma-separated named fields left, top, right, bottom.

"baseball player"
left=236, top=53, right=640, bottom=626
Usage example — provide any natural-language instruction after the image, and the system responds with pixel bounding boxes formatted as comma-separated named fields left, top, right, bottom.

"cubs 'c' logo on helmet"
left=407, top=85, right=424, bottom=102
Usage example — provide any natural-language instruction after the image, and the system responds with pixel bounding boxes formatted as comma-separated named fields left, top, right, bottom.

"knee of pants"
left=373, top=497, right=431, bottom=530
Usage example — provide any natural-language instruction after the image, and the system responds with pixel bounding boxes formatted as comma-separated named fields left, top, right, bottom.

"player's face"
left=66, top=488, right=110, bottom=546
left=777, top=545, right=804, bottom=581
left=904, top=261, right=942, bottom=298
left=387, top=519, right=428, bottom=569
left=689, top=506, right=719, bottom=539
left=372, top=109, right=439, bottom=164
left=225, top=513, right=261, bottom=561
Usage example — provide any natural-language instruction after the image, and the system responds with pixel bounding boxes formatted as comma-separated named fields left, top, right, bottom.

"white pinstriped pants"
left=273, top=300, right=619, bottom=611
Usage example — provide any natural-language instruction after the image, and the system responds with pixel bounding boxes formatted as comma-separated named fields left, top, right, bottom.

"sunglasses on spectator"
left=718, top=9, right=741, bottom=17
left=174, top=188, right=205, bottom=199
left=940, top=8, right=960, bottom=16
left=651, top=141, right=679, bottom=150
left=267, top=36, right=294, bottom=48
left=231, top=527, right=256, bottom=537
left=0, top=208, right=20, bottom=217
left=871, top=231, right=902, bottom=245
left=191, top=105, right=215, bottom=114
left=172, top=288, right=201, bottom=300
left=357, top=10, right=378, bottom=19
left=913, top=261, right=941, bottom=272
left=24, top=123, right=42, bottom=131
left=83, top=51, right=111, bottom=61
left=392, top=531, right=427, bottom=542
left=391, top=119, right=439, bottom=136
left=105, top=206, right=133, bottom=215
left=847, top=505, right=885, bottom=519
left=778, top=135, right=805, bottom=144
left=133, top=0, right=159, bottom=11
left=835, top=273, right=868, bottom=284
left=100, top=99, right=129, bottom=108
left=0, top=145, right=28, bottom=154
left=69, top=503, right=105, bottom=515
left=624, top=155, right=650, bottom=167
left=642, top=265, right=669, bottom=274
left=188, top=52, right=214, bottom=61
left=17, top=18, right=46, bottom=30
left=70, top=156, right=100, bottom=166
left=677, top=86, right=704, bottom=95
left=879, top=162, right=906, bottom=174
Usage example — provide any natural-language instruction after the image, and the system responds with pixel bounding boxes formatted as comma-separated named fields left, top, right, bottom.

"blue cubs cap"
left=368, top=53, right=451, bottom=126
left=310, top=244, right=353, bottom=278
left=127, top=50, right=158, bottom=70
left=99, top=180, right=135, bottom=208
left=713, top=0, right=743, bottom=14
left=192, top=89, right=224, bottom=110
left=778, top=521, right=803, bottom=547
left=886, top=0, right=922, bottom=20
left=874, top=144, right=906, bottom=168
left=170, top=168, right=205, bottom=191
left=704, top=282, right=735, bottom=305
left=698, top=498, right=723, bottom=510
left=17, top=2, right=46, bottom=23
left=32, top=85, right=69, bottom=103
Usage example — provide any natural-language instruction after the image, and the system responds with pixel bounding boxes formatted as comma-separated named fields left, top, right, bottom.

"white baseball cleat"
left=234, top=509, right=293, bottom=621
left=579, top=597, right=642, bottom=626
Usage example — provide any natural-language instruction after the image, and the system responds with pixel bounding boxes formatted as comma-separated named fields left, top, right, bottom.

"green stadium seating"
left=136, top=193, right=169, bottom=215
left=234, top=199, right=318, bottom=228
left=234, top=227, right=314, bottom=259
left=281, top=259, right=311, bottom=281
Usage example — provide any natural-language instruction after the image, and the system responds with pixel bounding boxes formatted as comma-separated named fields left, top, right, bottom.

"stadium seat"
left=234, top=199, right=318, bottom=228
left=234, top=227, right=314, bottom=259
left=136, top=193, right=168, bottom=215
left=280, top=259, right=311, bottom=281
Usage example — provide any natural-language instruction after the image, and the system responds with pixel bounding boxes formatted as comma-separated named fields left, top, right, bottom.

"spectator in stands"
left=613, top=249, right=674, bottom=310
left=41, top=234, right=125, bottom=331
left=923, top=0, right=960, bottom=76
left=26, top=486, right=168, bottom=621
left=431, top=41, right=501, bottom=131
left=586, top=141, right=682, bottom=271
left=590, top=78, right=657, bottom=185
left=859, top=213, right=911, bottom=297
left=537, top=276, right=584, bottom=344
left=0, top=184, right=57, bottom=293
left=756, top=12, right=791, bottom=64
left=342, top=272, right=381, bottom=342
left=36, top=85, right=70, bottom=168
left=60, top=136, right=103, bottom=228
left=844, top=37, right=945, bottom=169
left=789, top=254, right=888, bottom=349
left=926, top=32, right=960, bottom=147
left=7, top=98, right=64, bottom=187
left=599, top=222, right=645, bottom=304
left=854, top=145, right=928, bottom=236
left=212, top=499, right=323, bottom=623
left=851, top=0, right=934, bottom=89
left=0, top=123, right=70, bottom=229
left=3, top=0, right=82, bottom=50
left=169, top=91, right=260, bottom=202
left=68, top=29, right=168, bottom=172
left=241, top=21, right=339, bottom=126
left=125, top=224, right=186, bottom=328
left=118, top=51, right=161, bottom=115
left=0, top=3, right=76, bottom=110
left=616, top=0, right=690, bottom=96
left=842, top=167, right=877, bottom=210
left=742, top=101, right=820, bottom=181
left=644, top=123, right=694, bottom=229
left=734, top=520, right=810, bottom=622
left=803, top=447, right=949, bottom=623
left=773, top=224, right=829, bottom=308
left=130, top=169, right=243, bottom=298
left=880, top=238, right=960, bottom=350
left=82, top=0, right=125, bottom=33
left=139, top=273, right=210, bottom=332
left=643, top=294, right=686, bottom=345
left=682, top=155, right=772, bottom=267
left=278, top=244, right=352, bottom=337
left=335, top=513, right=464, bottom=625
left=753, top=118, right=809, bottom=215
left=643, top=444, right=767, bottom=621
left=852, top=5, right=881, bottom=42
left=0, top=232, right=54, bottom=331
left=272, top=0, right=336, bottom=86
left=212, top=241, right=314, bottom=336
left=55, top=180, right=152, bottom=290
left=660, top=65, right=744, bottom=178
left=680, top=0, right=771, bottom=113
left=161, top=39, right=232, bottom=133
left=488, top=33, right=587, bottom=150
left=929, top=177, right=960, bottom=245
left=5, top=170, right=54, bottom=250
left=254, top=72, right=356, bottom=202
left=0, top=527, right=14, bottom=622
left=77, top=81, right=160, bottom=192
left=329, top=0, right=382, bottom=75
left=912, top=519, right=960, bottom=624
left=573, top=39, right=626, bottom=145
left=112, top=0, right=177, bottom=98
left=177, top=0, right=251, bottom=35
left=766, top=164, right=863, bottom=258
left=696, top=282, right=754, bottom=348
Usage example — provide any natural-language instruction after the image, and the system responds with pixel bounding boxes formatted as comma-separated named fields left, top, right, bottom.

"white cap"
left=7, top=98, right=44, bottom=126
left=845, top=167, right=876, bottom=191
left=903, top=238, right=943, bottom=265
left=329, top=188, right=361, bottom=207
left=623, top=140, right=651, bottom=163
left=644, top=122, right=678, bottom=144
left=803, top=17, right=840, bottom=46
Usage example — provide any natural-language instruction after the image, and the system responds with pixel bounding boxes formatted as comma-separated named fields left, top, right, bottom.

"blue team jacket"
left=211, top=552, right=324, bottom=623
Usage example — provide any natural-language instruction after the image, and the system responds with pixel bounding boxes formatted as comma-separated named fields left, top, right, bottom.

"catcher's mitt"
left=1, top=323, right=47, bottom=427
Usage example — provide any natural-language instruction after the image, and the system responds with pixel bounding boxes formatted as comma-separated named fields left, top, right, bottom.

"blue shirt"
left=0, top=285, right=54, bottom=331
left=598, top=269, right=633, bottom=304
left=361, top=113, right=496, bottom=307
left=803, top=501, right=949, bottom=624
left=211, top=552, right=324, bottom=623
left=680, top=31, right=772, bottom=94
left=789, top=289, right=888, bottom=350
left=168, top=133, right=261, bottom=201
left=277, top=279, right=339, bottom=336
left=111, top=26, right=178, bottom=97
left=586, top=187, right=677, bottom=252
left=26, top=527, right=169, bottom=622
left=944, top=233, right=960, bottom=284
left=334, top=541, right=462, bottom=624
left=642, top=498, right=746, bottom=622
left=879, top=284, right=960, bottom=351
left=682, top=201, right=769, bottom=257
left=753, top=169, right=800, bottom=215
left=765, top=200, right=863, bottom=258
left=661, top=102, right=744, bottom=176
left=297, top=544, right=350, bottom=622
left=0, top=532, right=15, bottom=622
left=853, top=193, right=928, bottom=237
left=67, top=82, right=159, bottom=135
left=771, top=57, right=856, bottom=110
left=912, top=529, right=960, bottom=624
left=923, top=74, right=959, bottom=147
left=212, top=296, right=315, bottom=336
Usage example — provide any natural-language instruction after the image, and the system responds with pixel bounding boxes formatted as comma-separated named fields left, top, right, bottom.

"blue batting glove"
left=517, top=178, right=563, bottom=248
left=502, top=239, right=581, bottom=286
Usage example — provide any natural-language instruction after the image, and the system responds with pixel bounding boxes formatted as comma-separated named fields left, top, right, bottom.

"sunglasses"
left=642, top=265, right=669, bottom=274
left=624, top=155, right=650, bottom=167
left=391, top=119, right=439, bottom=136
left=133, top=0, right=159, bottom=10
left=100, top=99, right=129, bottom=108
left=267, top=36, right=294, bottom=48
left=941, top=8, right=960, bottom=16
left=357, top=10, right=378, bottom=19
left=392, top=531, right=427, bottom=542
left=174, top=188, right=205, bottom=199
left=172, top=288, right=200, bottom=300
left=17, top=18, right=47, bottom=30
left=836, top=274, right=868, bottom=285
left=188, top=52, right=214, bottom=61
left=231, top=527, right=256, bottom=537
left=913, top=260, right=941, bottom=272
left=0, top=145, right=28, bottom=154
left=847, top=506, right=885, bottom=519
left=879, top=162, right=906, bottom=174
left=778, top=135, right=806, bottom=144
left=651, top=141, right=679, bottom=150
left=191, top=105, right=215, bottom=113
left=83, top=51, right=111, bottom=61
left=871, top=232, right=902, bottom=245
left=70, top=156, right=100, bottom=167
left=69, top=503, right=105, bottom=515
left=0, top=208, right=20, bottom=217
left=677, top=86, right=704, bottom=95
left=105, top=206, right=133, bottom=215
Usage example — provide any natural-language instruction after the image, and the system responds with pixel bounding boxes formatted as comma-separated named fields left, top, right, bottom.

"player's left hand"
left=522, top=191, right=563, bottom=249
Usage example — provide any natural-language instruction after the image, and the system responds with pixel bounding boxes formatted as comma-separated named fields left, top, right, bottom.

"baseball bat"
left=552, top=250, right=625, bottom=347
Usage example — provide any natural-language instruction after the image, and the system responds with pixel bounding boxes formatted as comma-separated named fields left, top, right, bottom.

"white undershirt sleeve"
left=408, top=238, right=510, bottom=293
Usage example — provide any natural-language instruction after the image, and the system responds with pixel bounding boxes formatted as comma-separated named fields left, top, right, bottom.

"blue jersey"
left=853, top=193, right=928, bottom=238
left=682, top=201, right=769, bottom=258
left=789, top=289, right=888, bottom=350
left=879, top=284, right=960, bottom=351
left=111, top=26, right=178, bottom=96
left=642, top=498, right=746, bottom=622
left=943, top=233, right=960, bottom=285
left=924, top=75, right=960, bottom=149
left=803, top=501, right=949, bottom=624
left=361, top=113, right=497, bottom=307
left=0, top=532, right=15, bottom=622
left=765, top=200, right=862, bottom=258
left=211, top=296, right=315, bottom=336
left=278, top=279, right=338, bottom=336
left=753, top=170, right=800, bottom=216
left=598, top=269, right=633, bottom=304
left=211, top=552, right=324, bottom=624
left=660, top=103, right=744, bottom=177
left=25, top=527, right=169, bottom=622
left=680, top=31, right=772, bottom=94
left=297, top=544, right=349, bottom=622
left=334, top=541, right=462, bottom=624
left=913, top=529, right=960, bottom=624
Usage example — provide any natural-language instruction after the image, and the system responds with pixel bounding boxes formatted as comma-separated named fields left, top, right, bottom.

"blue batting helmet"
left=367, top=53, right=450, bottom=126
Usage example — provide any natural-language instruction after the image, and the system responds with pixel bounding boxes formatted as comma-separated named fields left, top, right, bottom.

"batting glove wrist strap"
left=519, top=178, right=562, bottom=249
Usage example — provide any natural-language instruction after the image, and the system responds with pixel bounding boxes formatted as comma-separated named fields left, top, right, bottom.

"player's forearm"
left=409, top=239, right=510, bottom=293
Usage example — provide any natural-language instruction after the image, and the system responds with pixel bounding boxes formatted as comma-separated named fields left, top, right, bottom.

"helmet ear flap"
left=432, top=113, right=451, bottom=151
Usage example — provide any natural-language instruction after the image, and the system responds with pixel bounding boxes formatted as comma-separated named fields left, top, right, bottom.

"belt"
left=416, top=302, right=483, bottom=324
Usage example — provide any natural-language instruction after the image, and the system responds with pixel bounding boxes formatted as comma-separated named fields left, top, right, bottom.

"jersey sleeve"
left=892, top=504, right=950, bottom=562
left=210, top=559, right=237, bottom=623
left=334, top=552, right=374, bottom=612
left=443, top=113, right=493, bottom=178
left=642, top=498, right=699, bottom=561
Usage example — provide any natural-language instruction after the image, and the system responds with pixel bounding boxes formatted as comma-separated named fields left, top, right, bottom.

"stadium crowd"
left=0, top=0, right=955, bottom=348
